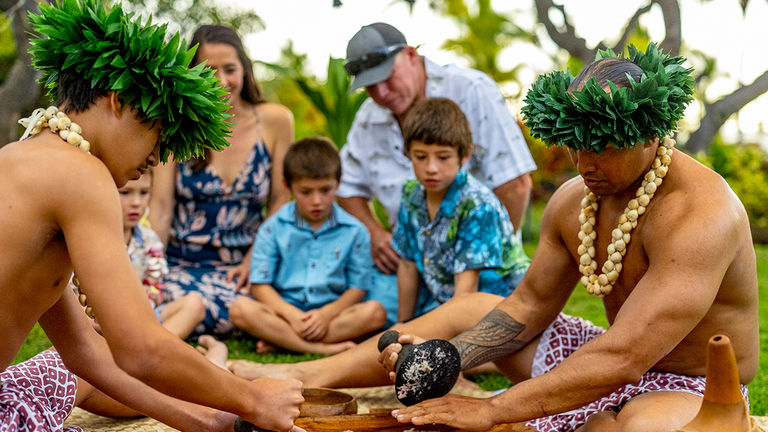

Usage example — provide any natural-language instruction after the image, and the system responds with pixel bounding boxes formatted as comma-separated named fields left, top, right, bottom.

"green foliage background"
left=694, top=140, right=768, bottom=232
left=0, top=14, right=15, bottom=85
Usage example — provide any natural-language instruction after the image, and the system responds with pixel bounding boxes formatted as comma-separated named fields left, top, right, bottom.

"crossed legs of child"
left=228, top=298, right=387, bottom=355
left=157, top=292, right=206, bottom=340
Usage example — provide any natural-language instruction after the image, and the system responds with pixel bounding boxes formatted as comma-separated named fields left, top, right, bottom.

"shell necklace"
left=578, top=136, right=675, bottom=297
left=19, top=106, right=92, bottom=153
left=19, top=107, right=95, bottom=319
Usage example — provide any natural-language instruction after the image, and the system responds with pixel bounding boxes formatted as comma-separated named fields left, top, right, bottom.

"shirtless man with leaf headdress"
left=233, top=44, right=758, bottom=432
left=0, top=1, right=303, bottom=431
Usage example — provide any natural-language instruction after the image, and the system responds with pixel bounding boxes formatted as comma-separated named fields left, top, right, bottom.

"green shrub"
left=0, top=14, right=17, bottom=85
left=693, top=141, right=768, bottom=234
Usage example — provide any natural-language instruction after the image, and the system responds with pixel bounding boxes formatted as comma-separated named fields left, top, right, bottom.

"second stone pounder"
left=377, top=330, right=461, bottom=406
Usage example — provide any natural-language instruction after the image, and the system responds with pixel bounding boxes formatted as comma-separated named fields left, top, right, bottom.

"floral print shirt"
left=338, top=57, right=537, bottom=225
left=392, top=169, right=530, bottom=303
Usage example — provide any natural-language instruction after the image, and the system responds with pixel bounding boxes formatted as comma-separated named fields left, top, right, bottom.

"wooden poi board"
left=294, top=413, right=537, bottom=432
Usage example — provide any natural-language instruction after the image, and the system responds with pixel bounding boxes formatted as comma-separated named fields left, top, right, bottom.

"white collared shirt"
left=338, top=57, right=537, bottom=225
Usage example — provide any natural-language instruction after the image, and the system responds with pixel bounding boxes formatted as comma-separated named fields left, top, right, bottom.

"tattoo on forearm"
left=451, top=310, right=527, bottom=370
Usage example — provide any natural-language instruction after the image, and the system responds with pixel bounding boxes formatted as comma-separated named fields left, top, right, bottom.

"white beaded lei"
left=578, top=136, right=675, bottom=297
left=19, top=107, right=95, bottom=319
left=18, top=106, right=91, bottom=153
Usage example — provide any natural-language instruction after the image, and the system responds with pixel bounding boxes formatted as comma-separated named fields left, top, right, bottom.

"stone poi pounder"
left=377, top=329, right=461, bottom=407
left=235, top=331, right=462, bottom=431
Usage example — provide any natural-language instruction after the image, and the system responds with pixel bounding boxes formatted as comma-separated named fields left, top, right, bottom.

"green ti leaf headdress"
left=27, top=0, right=231, bottom=162
left=521, top=43, right=694, bottom=153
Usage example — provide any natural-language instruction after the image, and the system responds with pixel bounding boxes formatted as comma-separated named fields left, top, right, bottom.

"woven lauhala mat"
left=64, top=386, right=768, bottom=431
left=63, top=385, right=493, bottom=431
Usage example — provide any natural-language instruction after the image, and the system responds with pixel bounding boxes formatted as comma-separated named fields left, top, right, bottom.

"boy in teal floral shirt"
left=392, top=98, right=530, bottom=322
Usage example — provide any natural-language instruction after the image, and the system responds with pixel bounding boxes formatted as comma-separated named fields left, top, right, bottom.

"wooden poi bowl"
left=299, top=388, right=357, bottom=417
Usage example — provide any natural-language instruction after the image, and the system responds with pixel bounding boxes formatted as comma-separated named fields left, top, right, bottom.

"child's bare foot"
left=228, top=360, right=312, bottom=382
left=314, top=340, right=357, bottom=356
left=196, top=335, right=228, bottom=369
left=454, top=372, right=482, bottom=391
left=256, top=339, right=277, bottom=354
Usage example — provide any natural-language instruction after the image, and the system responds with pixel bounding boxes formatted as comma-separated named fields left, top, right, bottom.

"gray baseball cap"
left=345, top=23, right=407, bottom=91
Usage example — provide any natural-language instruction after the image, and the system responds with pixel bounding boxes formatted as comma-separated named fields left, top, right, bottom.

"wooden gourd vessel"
left=675, top=334, right=758, bottom=432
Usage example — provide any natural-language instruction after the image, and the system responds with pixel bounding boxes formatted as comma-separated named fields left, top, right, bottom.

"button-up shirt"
left=249, top=202, right=374, bottom=310
left=392, top=169, right=530, bottom=303
left=338, top=57, right=537, bottom=225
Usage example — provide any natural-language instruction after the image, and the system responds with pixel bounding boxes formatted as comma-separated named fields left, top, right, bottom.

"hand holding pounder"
left=377, top=329, right=461, bottom=406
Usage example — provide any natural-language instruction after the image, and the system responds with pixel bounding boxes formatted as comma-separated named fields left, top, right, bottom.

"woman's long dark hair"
left=188, top=25, right=266, bottom=171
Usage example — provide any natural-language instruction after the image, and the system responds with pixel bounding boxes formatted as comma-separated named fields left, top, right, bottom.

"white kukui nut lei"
left=18, top=106, right=91, bottom=153
left=578, top=136, right=675, bottom=298
left=20, top=107, right=95, bottom=319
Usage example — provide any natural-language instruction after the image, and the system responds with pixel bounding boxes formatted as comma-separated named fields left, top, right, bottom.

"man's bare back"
left=1, top=110, right=304, bottom=432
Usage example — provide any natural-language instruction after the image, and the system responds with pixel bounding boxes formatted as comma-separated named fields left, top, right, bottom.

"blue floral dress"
left=163, top=141, right=271, bottom=335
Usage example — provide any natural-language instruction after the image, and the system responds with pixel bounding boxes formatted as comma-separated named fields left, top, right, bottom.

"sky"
left=236, top=0, right=768, bottom=146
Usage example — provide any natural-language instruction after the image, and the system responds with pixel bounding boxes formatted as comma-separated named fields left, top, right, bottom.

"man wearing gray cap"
left=338, top=22, right=536, bottom=326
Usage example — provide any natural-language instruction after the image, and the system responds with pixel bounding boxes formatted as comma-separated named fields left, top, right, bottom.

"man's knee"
left=362, top=301, right=388, bottom=331
left=614, top=391, right=701, bottom=432
left=439, top=292, right=503, bottom=323
left=181, top=292, right=206, bottom=320
left=577, top=411, right=619, bottom=432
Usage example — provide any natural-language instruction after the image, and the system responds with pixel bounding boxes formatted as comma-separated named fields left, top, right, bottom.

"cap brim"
left=348, top=55, right=397, bottom=93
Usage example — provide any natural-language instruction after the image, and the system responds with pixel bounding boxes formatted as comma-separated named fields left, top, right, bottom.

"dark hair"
left=283, top=137, right=341, bottom=187
left=56, top=69, right=109, bottom=113
left=56, top=70, right=155, bottom=128
left=568, top=57, right=643, bottom=92
left=190, top=25, right=264, bottom=105
left=402, top=97, right=472, bottom=159
left=188, top=24, right=265, bottom=171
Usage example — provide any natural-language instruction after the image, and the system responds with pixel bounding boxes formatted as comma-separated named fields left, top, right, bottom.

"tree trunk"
left=685, top=70, right=768, bottom=153
left=0, top=0, right=43, bottom=145
left=533, top=0, right=768, bottom=154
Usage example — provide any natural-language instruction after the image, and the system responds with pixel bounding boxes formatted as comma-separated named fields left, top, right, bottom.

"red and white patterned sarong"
left=1, top=350, right=81, bottom=432
left=525, top=313, right=748, bottom=432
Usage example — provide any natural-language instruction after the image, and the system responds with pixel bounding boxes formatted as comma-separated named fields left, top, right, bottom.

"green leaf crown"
left=28, top=0, right=231, bottom=162
left=521, top=43, right=694, bottom=153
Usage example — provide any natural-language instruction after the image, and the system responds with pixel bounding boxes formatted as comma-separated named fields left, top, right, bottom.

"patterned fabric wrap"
left=392, top=169, right=529, bottom=304
left=526, top=313, right=749, bottom=431
left=0, top=350, right=81, bottom=432
left=163, top=140, right=271, bottom=335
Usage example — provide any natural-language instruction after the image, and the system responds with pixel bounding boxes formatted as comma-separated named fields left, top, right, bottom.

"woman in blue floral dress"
left=150, top=25, right=293, bottom=335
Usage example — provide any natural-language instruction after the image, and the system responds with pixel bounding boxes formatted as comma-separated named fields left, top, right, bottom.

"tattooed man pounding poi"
left=229, top=44, right=758, bottom=432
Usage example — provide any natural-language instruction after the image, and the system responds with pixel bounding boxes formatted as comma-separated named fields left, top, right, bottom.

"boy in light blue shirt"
left=230, top=137, right=387, bottom=355
left=392, top=98, right=530, bottom=322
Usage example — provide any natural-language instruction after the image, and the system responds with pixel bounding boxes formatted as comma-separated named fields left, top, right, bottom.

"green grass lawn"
left=13, top=244, right=768, bottom=415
